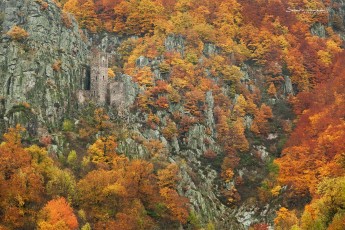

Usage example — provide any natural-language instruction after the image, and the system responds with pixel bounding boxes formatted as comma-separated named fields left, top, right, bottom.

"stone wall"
left=78, top=52, right=109, bottom=105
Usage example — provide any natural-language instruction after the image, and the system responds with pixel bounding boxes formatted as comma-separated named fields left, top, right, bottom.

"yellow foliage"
left=224, top=169, right=234, bottom=183
left=7, top=26, right=29, bottom=41
left=317, top=50, right=332, bottom=66
left=234, top=94, right=247, bottom=117
left=274, top=207, right=299, bottom=230
left=271, top=185, right=282, bottom=197
left=108, top=68, right=115, bottom=78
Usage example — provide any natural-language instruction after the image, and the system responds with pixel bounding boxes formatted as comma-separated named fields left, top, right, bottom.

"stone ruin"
left=77, top=51, right=135, bottom=117
left=77, top=51, right=109, bottom=104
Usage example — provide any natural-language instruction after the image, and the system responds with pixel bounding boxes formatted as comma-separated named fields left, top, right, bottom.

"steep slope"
left=0, top=0, right=89, bottom=134
left=1, top=0, right=345, bottom=229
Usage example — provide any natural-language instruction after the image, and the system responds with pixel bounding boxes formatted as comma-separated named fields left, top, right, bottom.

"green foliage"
left=62, top=119, right=74, bottom=131
left=301, top=211, right=324, bottom=230
left=188, top=211, right=202, bottom=229
left=67, top=150, right=77, bottom=164
left=186, top=52, right=199, bottom=65
left=239, top=153, right=258, bottom=167
left=276, top=135, right=288, bottom=154
left=46, top=169, right=77, bottom=202
left=81, top=223, right=92, bottom=230
left=299, top=177, right=345, bottom=229
left=67, top=150, right=78, bottom=170
left=267, top=159, right=279, bottom=177
left=206, top=222, right=216, bottom=230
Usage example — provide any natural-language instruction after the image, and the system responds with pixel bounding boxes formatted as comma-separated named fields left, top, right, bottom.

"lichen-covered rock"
left=329, top=1, right=345, bottom=40
left=0, top=0, right=89, bottom=134
left=311, top=22, right=326, bottom=38
left=283, top=75, right=294, bottom=95
left=165, top=34, right=185, bottom=56
left=203, top=43, right=218, bottom=57
left=136, top=55, right=149, bottom=67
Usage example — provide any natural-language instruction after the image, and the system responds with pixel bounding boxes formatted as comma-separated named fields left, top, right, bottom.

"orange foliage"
left=38, top=197, right=78, bottom=230
left=0, top=126, right=45, bottom=228
left=274, top=207, right=298, bottom=230
left=6, top=26, right=29, bottom=41
left=276, top=53, right=345, bottom=198
left=78, top=158, right=189, bottom=226
left=158, top=163, right=179, bottom=189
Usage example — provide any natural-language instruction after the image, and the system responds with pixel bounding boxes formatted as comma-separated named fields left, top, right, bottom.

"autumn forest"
left=1, top=0, right=345, bottom=229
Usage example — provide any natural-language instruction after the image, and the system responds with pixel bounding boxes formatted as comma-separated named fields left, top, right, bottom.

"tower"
left=90, top=52, right=108, bottom=104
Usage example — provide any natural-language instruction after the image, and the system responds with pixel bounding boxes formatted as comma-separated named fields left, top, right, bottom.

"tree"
left=251, top=104, right=273, bottom=135
left=158, top=164, right=179, bottom=189
left=274, top=207, right=299, bottom=230
left=87, top=135, right=117, bottom=166
left=233, top=94, right=247, bottom=117
left=64, top=0, right=100, bottom=32
left=267, top=82, right=277, bottom=98
left=108, top=68, right=115, bottom=78
left=77, top=169, right=124, bottom=222
left=111, top=199, right=155, bottom=230
left=114, top=0, right=165, bottom=35
left=46, top=169, right=77, bottom=201
left=37, top=197, right=78, bottom=230
left=159, top=187, right=189, bottom=224
left=0, top=126, right=45, bottom=229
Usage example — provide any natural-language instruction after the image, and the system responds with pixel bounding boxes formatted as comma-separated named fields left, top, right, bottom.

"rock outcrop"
left=0, top=0, right=89, bottom=133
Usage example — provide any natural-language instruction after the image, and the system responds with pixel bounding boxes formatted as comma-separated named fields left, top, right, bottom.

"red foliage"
left=250, top=223, right=270, bottom=230
left=203, top=149, right=217, bottom=159
left=276, top=53, right=345, bottom=197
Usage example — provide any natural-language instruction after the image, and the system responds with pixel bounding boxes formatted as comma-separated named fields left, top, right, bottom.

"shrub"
left=155, top=96, right=169, bottom=109
left=6, top=26, right=29, bottom=41
left=162, top=120, right=178, bottom=140
left=108, top=68, right=115, bottom=78
left=67, top=150, right=79, bottom=170
left=186, top=52, right=199, bottom=64
left=63, top=119, right=74, bottom=131
left=39, top=135, right=52, bottom=146
left=52, top=60, right=62, bottom=72
left=203, top=149, right=217, bottom=159
left=159, top=62, right=171, bottom=74
left=35, top=0, right=49, bottom=10
left=147, top=113, right=160, bottom=129
left=61, top=11, right=72, bottom=28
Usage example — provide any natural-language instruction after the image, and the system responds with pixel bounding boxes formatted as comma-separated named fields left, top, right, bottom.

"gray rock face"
left=205, top=91, right=216, bottom=135
left=90, top=32, right=122, bottom=53
left=0, top=0, right=89, bottom=133
left=203, top=43, right=218, bottom=57
left=329, top=0, right=345, bottom=40
left=165, top=34, right=185, bottom=57
left=109, top=74, right=140, bottom=118
left=311, top=22, right=326, bottom=38
left=0, top=2, right=287, bottom=228
left=178, top=161, right=245, bottom=230
left=136, top=55, right=149, bottom=67
left=283, top=75, right=294, bottom=95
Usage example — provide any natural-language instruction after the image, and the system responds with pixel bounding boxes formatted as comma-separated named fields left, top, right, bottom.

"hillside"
left=0, top=0, right=345, bottom=229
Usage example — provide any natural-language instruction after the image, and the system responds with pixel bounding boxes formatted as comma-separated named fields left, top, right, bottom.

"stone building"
left=77, top=51, right=110, bottom=104
left=77, top=50, right=140, bottom=118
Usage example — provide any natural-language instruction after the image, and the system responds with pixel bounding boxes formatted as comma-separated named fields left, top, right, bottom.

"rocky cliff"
left=0, top=0, right=89, bottom=134
left=0, top=1, right=290, bottom=229
left=1, top=0, right=345, bottom=229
